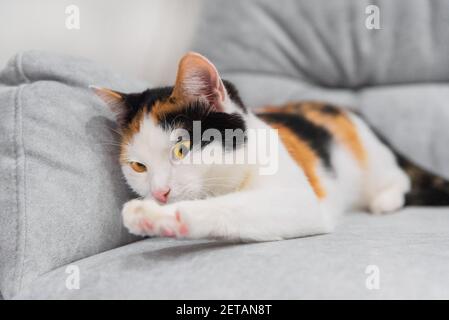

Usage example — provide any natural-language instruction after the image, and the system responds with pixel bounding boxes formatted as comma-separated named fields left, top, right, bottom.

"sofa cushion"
left=193, top=0, right=449, bottom=179
left=194, top=0, right=449, bottom=88
left=0, top=51, right=147, bottom=299
left=12, top=208, right=449, bottom=299
left=359, top=84, right=449, bottom=179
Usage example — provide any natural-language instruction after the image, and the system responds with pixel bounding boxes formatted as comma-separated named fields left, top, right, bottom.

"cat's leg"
left=122, top=186, right=332, bottom=241
left=365, top=147, right=410, bottom=215
left=350, top=115, right=411, bottom=214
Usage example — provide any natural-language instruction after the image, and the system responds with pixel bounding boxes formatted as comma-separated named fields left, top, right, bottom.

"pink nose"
left=152, top=187, right=170, bottom=203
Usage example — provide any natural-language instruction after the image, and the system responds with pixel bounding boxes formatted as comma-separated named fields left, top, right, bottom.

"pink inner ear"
left=175, top=52, right=226, bottom=111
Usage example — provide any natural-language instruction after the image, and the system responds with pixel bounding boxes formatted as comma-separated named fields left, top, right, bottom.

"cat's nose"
left=152, top=187, right=171, bottom=203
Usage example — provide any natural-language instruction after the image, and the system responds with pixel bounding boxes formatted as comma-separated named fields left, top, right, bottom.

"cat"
left=92, top=52, right=449, bottom=241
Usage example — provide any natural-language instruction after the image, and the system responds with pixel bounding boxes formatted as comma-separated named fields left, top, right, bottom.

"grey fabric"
left=359, top=85, right=449, bottom=179
left=194, top=0, right=449, bottom=88
left=0, top=51, right=147, bottom=299
left=3, top=0, right=449, bottom=300
left=12, top=208, right=449, bottom=299
left=216, top=76, right=449, bottom=179
left=193, top=0, right=449, bottom=179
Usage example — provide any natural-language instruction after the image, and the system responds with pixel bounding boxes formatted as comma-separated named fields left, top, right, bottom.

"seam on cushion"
left=12, top=84, right=28, bottom=295
left=15, top=52, right=31, bottom=84
left=221, top=69, right=312, bottom=84
left=11, top=85, right=19, bottom=297
left=15, top=51, right=30, bottom=294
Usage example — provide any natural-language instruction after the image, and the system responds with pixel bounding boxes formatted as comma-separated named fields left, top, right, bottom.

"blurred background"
left=1, top=0, right=449, bottom=300
left=1, top=0, right=449, bottom=175
left=0, top=0, right=201, bottom=85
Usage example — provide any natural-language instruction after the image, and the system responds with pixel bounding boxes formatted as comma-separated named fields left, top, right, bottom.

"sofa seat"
left=13, top=208, right=449, bottom=299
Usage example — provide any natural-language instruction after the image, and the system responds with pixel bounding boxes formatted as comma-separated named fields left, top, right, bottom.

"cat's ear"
left=90, top=85, right=129, bottom=126
left=172, top=52, right=227, bottom=111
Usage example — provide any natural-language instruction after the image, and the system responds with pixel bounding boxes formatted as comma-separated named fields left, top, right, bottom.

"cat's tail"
left=395, top=153, right=449, bottom=206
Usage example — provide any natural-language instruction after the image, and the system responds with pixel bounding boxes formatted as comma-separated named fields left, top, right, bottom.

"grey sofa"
left=1, top=0, right=449, bottom=299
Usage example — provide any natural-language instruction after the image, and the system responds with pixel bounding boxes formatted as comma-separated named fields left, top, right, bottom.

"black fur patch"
left=257, top=112, right=333, bottom=169
left=320, top=104, right=341, bottom=116
left=398, top=156, right=449, bottom=206
left=222, top=79, right=247, bottom=113
left=119, top=79, right=246, bottom=128
left=142, top=86, right=173, bottom=110
left=119, top=87, right=173, bottom=127
left=161, top=101, right=247, bottom=150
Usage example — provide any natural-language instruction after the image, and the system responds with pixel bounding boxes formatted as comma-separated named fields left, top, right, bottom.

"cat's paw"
left=122, top=199, right=189, bottom=238
left=369, top=186, right=405, bottom=215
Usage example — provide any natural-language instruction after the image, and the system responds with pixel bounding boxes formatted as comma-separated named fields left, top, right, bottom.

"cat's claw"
left=122, top=199, right=189, bottom=238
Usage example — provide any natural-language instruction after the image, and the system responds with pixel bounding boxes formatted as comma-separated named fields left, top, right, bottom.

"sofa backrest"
left=194, top=0, right=449, bottom=88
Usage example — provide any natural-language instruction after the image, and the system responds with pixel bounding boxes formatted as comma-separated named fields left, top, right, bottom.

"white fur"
left=120, top=94, right=410, bottom=242
left=350, top=114, right=411, bottom=214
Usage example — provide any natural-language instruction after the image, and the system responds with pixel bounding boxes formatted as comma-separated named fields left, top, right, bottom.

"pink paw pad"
left=162, top=228, right=175, bottom=237
left=175, top=211, right=182, bottom=222
left=140, top=219, right=153, bottom=232
left=179, top=224, right=189, bottom=236
left=175, top=210, right=189, bottom=236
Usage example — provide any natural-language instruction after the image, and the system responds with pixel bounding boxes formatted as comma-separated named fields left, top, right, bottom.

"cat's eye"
left=129, top=161, right=147, bottom=173
left=172, top=140, right=191, bottom=160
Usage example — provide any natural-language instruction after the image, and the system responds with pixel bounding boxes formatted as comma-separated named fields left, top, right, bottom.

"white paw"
left=369, top=186, right=405, bottom=215
left=122, top=199, right=189, bottom=238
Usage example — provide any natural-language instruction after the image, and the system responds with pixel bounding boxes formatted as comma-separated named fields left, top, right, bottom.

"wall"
left=0, top=0, right=202, bottom=85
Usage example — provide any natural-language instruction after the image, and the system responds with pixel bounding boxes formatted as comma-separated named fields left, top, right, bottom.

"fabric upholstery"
left=13, top=208, right=449, bottom=299
left=2, top=0, right=449, bottom=299
left=0, top=51, right=146, bottom=299
left=194, top=0, right=449, bottom=88
left=193, top=0, right=449, bottom=179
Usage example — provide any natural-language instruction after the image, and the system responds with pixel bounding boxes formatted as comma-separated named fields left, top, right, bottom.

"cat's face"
left=93, top=52, right=248, bottom=204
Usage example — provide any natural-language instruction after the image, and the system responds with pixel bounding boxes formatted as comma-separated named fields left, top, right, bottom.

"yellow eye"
left=129, top=161, right=147, bottom=173
left=172, top=140, right=191, bottom=160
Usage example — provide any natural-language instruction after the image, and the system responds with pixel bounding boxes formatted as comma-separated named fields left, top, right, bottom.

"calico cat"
left=92, top=52, right=449, bottom=241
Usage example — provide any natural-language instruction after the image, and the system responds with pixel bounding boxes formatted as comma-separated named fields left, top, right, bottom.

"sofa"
left=1, top=0, right=449, bottom=299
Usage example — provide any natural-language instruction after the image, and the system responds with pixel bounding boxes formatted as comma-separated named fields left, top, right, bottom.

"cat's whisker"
left=90, top=124, right=123, bottom=137
left=94, top=142, right=123, bottom=148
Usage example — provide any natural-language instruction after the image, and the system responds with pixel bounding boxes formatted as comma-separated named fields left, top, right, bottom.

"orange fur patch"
left=120, top=106, right=146, bottom=164
left=301, top=104, right=367, bottom=167
left=151, top=98, right=185, bottom=123
left=260, top=102, right=367, bottom=168
left=271, top=123, right=326, bottom=199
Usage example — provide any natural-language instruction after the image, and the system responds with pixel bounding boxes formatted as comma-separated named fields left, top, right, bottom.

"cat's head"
left=93, top=52, right=249, bottom=204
